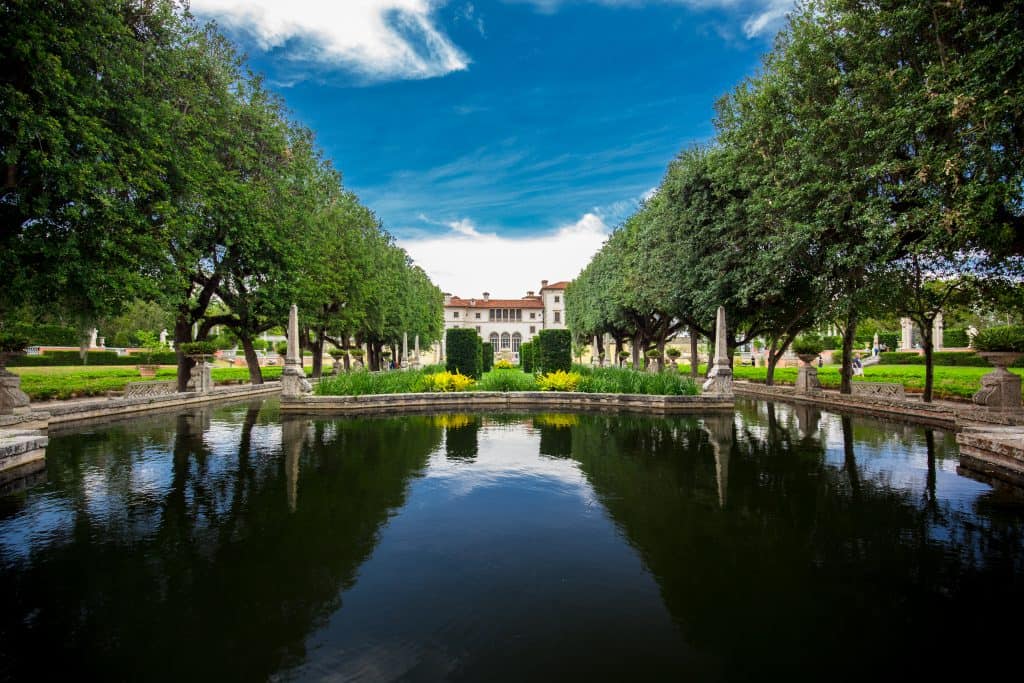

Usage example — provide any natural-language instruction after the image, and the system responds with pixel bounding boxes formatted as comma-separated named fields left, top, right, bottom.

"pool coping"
left=280, top=390, right=734, bottom=415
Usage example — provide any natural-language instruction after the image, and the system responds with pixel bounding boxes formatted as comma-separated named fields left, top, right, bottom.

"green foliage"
left=315, top=370, right=428, bottom=396
left=945, top=328, right=970, bottom=348
left=481, top=342, right=494, bottom=372
left=537, top=329, right=572, bottom=373
left=275, top=342, right=289, bottom=356
left=879, top=351, right=991, bottom=367
left=973, top=325, right=1024, bottom=353
left=477, top=369, right=537, bottom=392
left=134, top=330, right=166, bottom=364
left=666, top=348, right=681, bottom=359
left=329, top=349, right=346, bottom=360
left=791, top=334, right=826, bottom=356
left=0, top=332, right=30, bottom=353
left=574, top=366, right=699, bottom=396
left=519, top=341, right=534, bottom=373
left=420, top=371, right=475, bottom=392
left=4, top=323, right=80, bottom=346
left=178, top=341, right=218, bottom=357
left=445, top=328, right=483, bottom=379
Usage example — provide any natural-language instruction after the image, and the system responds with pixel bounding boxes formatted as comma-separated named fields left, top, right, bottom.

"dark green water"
left=1, top=399, right=1023, bottom=681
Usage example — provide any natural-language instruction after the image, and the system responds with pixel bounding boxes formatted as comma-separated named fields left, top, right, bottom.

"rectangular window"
left=529, top=326, right=535, bottom=333
left=475, top=312, right=480, bottom=319
left=516, top=309, right=522, bottom=321
left=555, top=296, right=560, bottom=303
left=529, top=312, right=535, bottom=320
left=453, top=312, right=459, bottom=319
left=476, top=326, right=481, bottom=332
left=554, top=312, right=561, bottom=323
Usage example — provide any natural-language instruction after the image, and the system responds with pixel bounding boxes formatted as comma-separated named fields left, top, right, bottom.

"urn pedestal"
left=794, top=354, right=823, bottom=395
left=974, top=352, right=1023, bottom=410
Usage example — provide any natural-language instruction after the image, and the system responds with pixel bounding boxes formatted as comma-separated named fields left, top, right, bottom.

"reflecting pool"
left=1, top=399, right=1023, bottom=681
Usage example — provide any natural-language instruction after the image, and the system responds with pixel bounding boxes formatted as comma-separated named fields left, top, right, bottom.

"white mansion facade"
left=443, top=279, right=568, bottom=357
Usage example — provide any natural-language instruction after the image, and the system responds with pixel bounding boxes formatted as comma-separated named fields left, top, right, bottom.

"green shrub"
left=315, top=369, right=427, bottom=396
left=574, top=366, right=698, bottom=395
left=251, top=338, right=269, bottom=351
left=446, top=328, right=483, bottom=378
left=945, top=328, right=970, bottom=347
left=7, top=323, right=80, bottom=346
left=481, top=341, right=494, bottom=372
left=0, top=332, right=30, bottom=352
left=275, top=341, right=289, bottom=356
left=973, top=325, right=1024, bottom=353
left=537, top=329, right=571, bottom=373
left=178, top=341, right=218, bottom=356
left=879, top=351, right=990, bottom=367
left=520, top=341, right=534, bottom=373
left=792, top=333, right=825, bottom=355
left=666, top=348, right=681, bottom=359
left=537, top=370, right=581, bottom=391
left=477, top=369, right=537, bottom=392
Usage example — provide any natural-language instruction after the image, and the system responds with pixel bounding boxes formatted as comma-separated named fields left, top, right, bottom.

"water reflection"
left=0, top=400, right=1022, bottom=681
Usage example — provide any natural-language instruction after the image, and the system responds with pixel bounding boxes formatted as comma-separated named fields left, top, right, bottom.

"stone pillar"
left=414, top=335, right=420, bottom=368
left=702, top=306, right=733, bottom=396
left=402, top=332, right=409, bottom=369
left=933, top=312, right=943, bottom=352
left=900, top=317, right=913, bottom=351
left=89, top=328, right=98, bottom=350
left=592, top=336, right=599, bottom=365
left=282, top=304, right=312, bottom=398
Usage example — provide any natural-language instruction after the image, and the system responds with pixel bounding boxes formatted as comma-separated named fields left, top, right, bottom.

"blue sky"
left=191, top=1, right=791, bottom=295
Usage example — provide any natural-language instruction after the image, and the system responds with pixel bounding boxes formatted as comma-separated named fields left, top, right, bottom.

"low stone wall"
left=957, top=427, right=1024, bottom=488
left=44, top=381, right=282, bottom=426
left=124, top=380, right=177, bottom=399
left=734, top=382, right=957, bottom=428
left=282, top=391, right=734, bottom=415
left=851, top=381, right=905, bottom=399
left=0, top=430, right=48, bottom=473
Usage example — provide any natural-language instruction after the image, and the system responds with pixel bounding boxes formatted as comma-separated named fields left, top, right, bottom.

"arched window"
left=511, top=333, right=522, bottom=352
left=501, top=332, right=511, bottom=349
left=489, top=333, right=499, bottom=349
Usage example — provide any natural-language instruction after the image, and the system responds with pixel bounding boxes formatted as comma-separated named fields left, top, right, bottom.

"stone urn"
left=186, top=354, right=214, bottom=394
left=794, top=353, right=822, bottom=394
left=973, top=352, right=1023, bottom=410
left=0, top=351, right=31, bottom=415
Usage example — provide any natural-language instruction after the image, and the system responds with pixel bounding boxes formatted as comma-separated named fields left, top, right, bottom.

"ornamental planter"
left=794, top=353, right=822, bottom=395
left=973, top=352, right=1024, bottom=410
left=137, top=364, right=159, bottom=379
left=0, top=351, right=30, bottom=415
left=185, top=354, right=214, bottom=394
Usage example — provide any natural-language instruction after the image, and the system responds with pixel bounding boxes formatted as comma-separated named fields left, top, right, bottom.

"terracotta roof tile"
left=448, top=297, right=544, bottom=308
left=542, top=281, right=569, bottom=290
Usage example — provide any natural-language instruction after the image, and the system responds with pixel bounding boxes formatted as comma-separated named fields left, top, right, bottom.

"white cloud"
left=397, top=213, right=611, bottom=296
left=510, top=0, right=794, bottom=38
left=190, top=0, right=469, bottom=81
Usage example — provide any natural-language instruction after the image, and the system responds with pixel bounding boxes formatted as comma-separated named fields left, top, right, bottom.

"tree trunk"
left=689, top=327, right=699, bottom=378
left=920, top=321, right=934, bottom=403
left=174, top=316, right=194, bottom=392
left=840, top=311, right=858, bottom=395
left=241, top=336, right=263, bottom=384
left=311, top=328, right=325, bottom=378
left=631, top=334, right=641, bottom=369
left=656, top=339, right=666, bottom=370
left=766, top=339, right=780, bottom=387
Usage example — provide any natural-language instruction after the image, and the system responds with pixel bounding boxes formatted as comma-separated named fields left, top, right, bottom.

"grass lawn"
left=9, top=364, right=298, bottom=400
left=724, top=364, right=1024, bottom=401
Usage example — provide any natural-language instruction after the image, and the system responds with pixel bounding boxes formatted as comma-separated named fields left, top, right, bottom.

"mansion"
left=443, top=280, right=568, bottom=358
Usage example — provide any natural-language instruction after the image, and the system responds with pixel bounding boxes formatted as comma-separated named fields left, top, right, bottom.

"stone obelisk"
left=702, top=306, right=733, bottom=396
left=402, top=332, right=409, bottom=369
left=282, top=304, right=312, bottom=397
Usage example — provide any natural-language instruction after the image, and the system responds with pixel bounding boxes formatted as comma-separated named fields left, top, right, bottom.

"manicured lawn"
left=10, top=364, right=297, bottom=400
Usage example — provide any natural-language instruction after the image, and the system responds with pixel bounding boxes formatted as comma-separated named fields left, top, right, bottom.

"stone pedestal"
left=647, top=358, right=661, bottom=373
left=0, top=369, right=30, bottom=415
left=332, top=359, right=343, bottom=375
left=282, top=304, right=313, bottom=398
left=702, top=306, right=734, bottom=397
left=974, top=353, right=1023, bottom=410
left=794, top=354, right=823, bottom=394
left=186, top=358, right=213, bottom=394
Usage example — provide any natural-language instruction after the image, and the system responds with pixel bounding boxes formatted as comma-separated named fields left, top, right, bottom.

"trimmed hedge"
left=6, top=350, right=179, bottom=366
left=520, top=341, right=534, bottom=373
left=537, top=329, right=571, bottom=373
left=879, top=351, right=994, bottom=367
left=446, top=328, right=483, bottom=378
left=482, top=341, right=494, bottom=372
left=945, top=328, right=969, bottom=347
left=7, top=323, right=81, bottom=346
